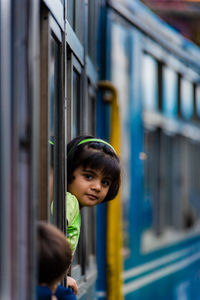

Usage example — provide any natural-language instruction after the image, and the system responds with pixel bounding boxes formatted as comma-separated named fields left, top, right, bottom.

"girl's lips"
left=86, top=194, right=98, bottom=200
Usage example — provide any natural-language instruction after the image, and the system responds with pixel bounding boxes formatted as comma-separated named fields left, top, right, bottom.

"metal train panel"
left=97, top=0, right=200, bottom=299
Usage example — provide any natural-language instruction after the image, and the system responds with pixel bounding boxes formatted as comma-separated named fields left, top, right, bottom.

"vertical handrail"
left=98, top=81, right=124, bottom=300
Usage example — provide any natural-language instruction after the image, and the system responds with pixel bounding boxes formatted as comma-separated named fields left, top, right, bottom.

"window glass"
left=142, top=130, right=200, bottom=252
left=160, top=134, right=173, bottom=229
left=162, top=67, right=178, bottom=117
left=67, top=0, right=83, bottom=43
left=180, top=78, right=193, bottom=120
left=75, top=0, right=83, bottom=43
left=189, top=142, right=200, bottom=220
left=142, top=54, right=158, bottom=111
left=88, top=1, right=96, bottom=62
left=179, top=138, right=196, bottom=229
left=72, top=69, right=81, bottom=138
left=88, top=84, right=96, bottom=135
left=143, top=129, right=160, bottom=234
left=195, top=85, right=200, bottom=119
left=67, top=0, right=75, bottom=29
left=49, top=34, right=60, bottom=222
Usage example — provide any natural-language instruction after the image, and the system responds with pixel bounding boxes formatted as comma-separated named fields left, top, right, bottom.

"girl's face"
left=68, top=166, right=112, bottom=207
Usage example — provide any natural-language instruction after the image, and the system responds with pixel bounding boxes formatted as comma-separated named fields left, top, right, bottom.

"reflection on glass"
left=49, top=35, right=59, bottom=221
left=180, top=78, right=193, bottom=120
left=195, top=86, right=200, bottom=118
left=67, top=0, right=75, bottom=29
left=88, top=1, right=96, bottom=62
left=75, top=0, right=83, bottom=42
left=72, top=69, right=80, bottom=137
left=142, top=54, right=158, bottom=111
left=162, top=67, right=178, bottom=117
left=88, top=86, right=96, bottom=135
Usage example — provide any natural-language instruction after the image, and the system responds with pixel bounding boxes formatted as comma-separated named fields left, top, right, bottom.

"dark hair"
left=67, top=135, right=121, bottom=202
left=37, top=221, right=72, bottom=284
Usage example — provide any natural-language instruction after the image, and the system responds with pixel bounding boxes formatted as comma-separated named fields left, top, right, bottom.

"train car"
left=1, top=0, right=200, bottom=299
left=0, top=1, right=101, bottom=299
left=96, top=0, right=200, bottom=299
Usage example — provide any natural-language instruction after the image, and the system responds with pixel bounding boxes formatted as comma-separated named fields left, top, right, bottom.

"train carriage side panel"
left=105, top=1, right=200, bottom=299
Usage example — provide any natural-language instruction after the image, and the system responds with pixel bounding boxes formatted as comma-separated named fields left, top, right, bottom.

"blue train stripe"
left=123, top=247, right=193, bottom=279
left=123, top=251, right=200, bottom=294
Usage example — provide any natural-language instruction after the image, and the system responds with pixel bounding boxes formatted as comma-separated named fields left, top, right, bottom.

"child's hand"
left=67, top=276, right=78, bottom=295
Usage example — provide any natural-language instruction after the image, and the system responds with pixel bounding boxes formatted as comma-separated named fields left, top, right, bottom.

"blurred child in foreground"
left=36, top=221, right=77, bottom=300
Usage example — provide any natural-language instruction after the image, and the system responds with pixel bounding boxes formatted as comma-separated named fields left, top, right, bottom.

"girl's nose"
left=91, top=179, right=101, bottom=191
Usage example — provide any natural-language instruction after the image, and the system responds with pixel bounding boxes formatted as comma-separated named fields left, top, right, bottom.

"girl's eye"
left=102, top=180, right=111, bottom=187
left=83, top=173, right=93, bottom=180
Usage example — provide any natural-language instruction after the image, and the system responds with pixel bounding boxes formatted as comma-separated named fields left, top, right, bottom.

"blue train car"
left=97, top=0, right=200, bottom=299
left=1, top=0, right=200, bottom=299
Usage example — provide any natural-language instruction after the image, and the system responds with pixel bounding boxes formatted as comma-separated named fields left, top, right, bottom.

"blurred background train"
left=1, top=0, right=200, bottom=299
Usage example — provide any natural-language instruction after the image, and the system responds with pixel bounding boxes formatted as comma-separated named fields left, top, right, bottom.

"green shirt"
left=66, top=192, right=81, bottom=254
left=51, top=192, right=81, bottom=254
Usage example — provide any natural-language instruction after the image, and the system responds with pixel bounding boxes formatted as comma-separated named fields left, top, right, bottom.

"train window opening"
left=142, top=126, right=200, bottom=251
left=84, top=83, right=97, bottom=270
left=39, top=7, right=51, bottom=221
left=87, top=84, right=96, bottom=135
left=162, top=66, right=178, bottom=117
left=39, top=1, right=99, bottom=295
left=189, top=141, right=200, bottom=220
left=72, top=69, right=81, bottom=137
left=67, top=51, right=83, bottom=139
left=143, top=128, right=165, bottom=236
left=142, top=53, right=159, bottom=112
left=49, top=33, right=63, bottom=227
left=67, top=1, right=75, bottom=30
left=160, top=134, right=173, bottom=229
left=67, top=0, right=83, bottom=43
left=180, top=78, right=193, bottom=120
left=177, top=137, right=198, bottom=229
left=39, top=6, right=65, bottom=230
left=88, top=1, right=98, bottom=63
left=195, top=85, right=200, bottom=120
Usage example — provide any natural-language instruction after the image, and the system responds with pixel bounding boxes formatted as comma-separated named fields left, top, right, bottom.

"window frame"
left=38, top=7, right=66, bottom=233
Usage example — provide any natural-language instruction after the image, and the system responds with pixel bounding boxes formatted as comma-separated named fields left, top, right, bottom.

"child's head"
left=37, top=221, right=72, bottom=285
left=67, top=136, right=121, bottom=205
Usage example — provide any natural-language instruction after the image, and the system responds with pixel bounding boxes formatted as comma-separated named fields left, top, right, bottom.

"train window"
left=72, top=69, right=81, bottom=136
left=67, top=0, right=83, bottom=43
left=49, top=33, right=64, bottom=226
left=143, top=128, right=160, bottom=234
left=88, top=1, right=97, bottom=63
left=66, top=51, right=98, bottom=294
left=180, top=78, right=193, bottom=120
left=176, top=137, right=197, bottom=229
left=162, top=66, right=178, bottom=117
left=88, top=84, right=96, bottom=135
left=160, top=134, right=174, bottom=230
left=142, top=54, right=158, bottom=111
left=195, top=85, right=200, bottom=119
left=39, top=8, right=65, bottom=228
left=67, top=1, right=75, bottom=29
left=142, top=128, right=200, bottom=251
left=189, top=142, right=200, bottom=220
left=67, top=53, right=82, bottom=139
left=83, top=84, right=97, bottom=267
